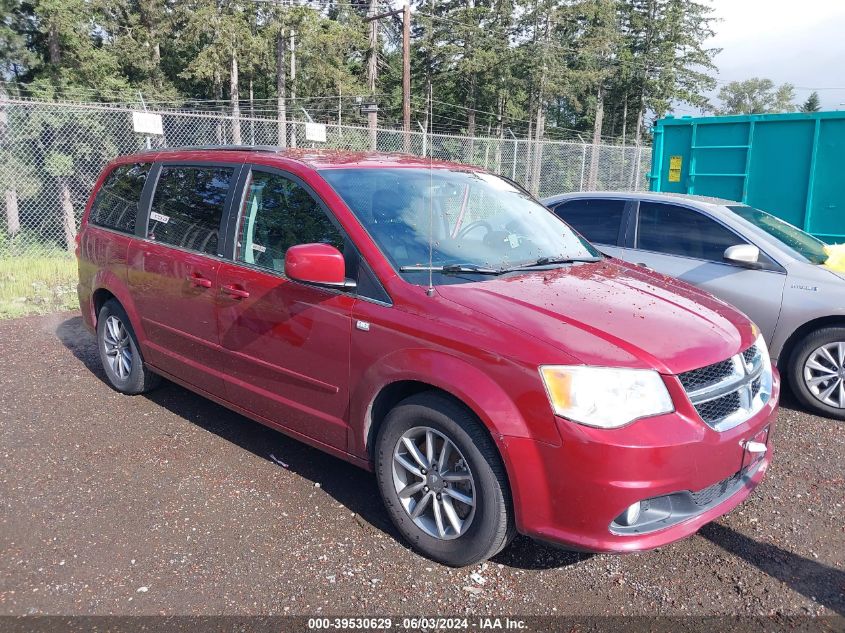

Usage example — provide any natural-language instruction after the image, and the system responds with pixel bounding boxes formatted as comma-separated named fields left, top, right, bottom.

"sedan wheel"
left=803, top=341, right=845, bottom=409
left=789, top=326, right=845, bottom=421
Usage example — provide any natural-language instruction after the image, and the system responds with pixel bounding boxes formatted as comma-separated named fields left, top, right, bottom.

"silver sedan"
left=543, top=191, right=845, bottom=420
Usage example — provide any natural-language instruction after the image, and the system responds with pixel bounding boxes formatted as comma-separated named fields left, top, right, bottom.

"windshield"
left=319, top=168, right=598, bottom=283
left=728, top=205, right=828, bottom=264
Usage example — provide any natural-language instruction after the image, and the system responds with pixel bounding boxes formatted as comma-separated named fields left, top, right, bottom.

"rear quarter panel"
left=77, top=155, right=158, bottom=334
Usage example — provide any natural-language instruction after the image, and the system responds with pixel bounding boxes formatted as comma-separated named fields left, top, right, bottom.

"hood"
left=436, top=259, right=757, bottom=375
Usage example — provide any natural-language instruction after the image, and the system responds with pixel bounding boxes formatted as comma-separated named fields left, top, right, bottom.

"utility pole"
left=364, top=3, right=412, bottom=152
left=587, top=83, right=604, bottom=190
left=402, top=1, right=411, bottom=152
left=290, top=28, right=297, bottom=148
left=531, top=11, right=551, bottom=195
left=367, top=0, right=378, bottom=151
left=231, top=50, right=241, bottom=145
left=276, top=19, right=287, bottom=148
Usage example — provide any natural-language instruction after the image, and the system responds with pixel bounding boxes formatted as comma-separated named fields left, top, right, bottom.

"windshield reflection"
left=320, top=168, right=598, bottom=283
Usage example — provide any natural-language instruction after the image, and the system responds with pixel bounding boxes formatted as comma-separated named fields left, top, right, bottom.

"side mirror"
left=285, top=243, right=356, bottom=289
left=723, top=244, right=763, bottom=270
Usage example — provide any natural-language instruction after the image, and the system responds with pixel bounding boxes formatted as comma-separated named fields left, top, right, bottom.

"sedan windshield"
left=728, top=205, right=829, bottom=264
left=319, top=168, right=598, bottom=283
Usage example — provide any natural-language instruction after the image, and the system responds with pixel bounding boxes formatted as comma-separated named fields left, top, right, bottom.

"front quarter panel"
left=348, top=292, right=574, bottom=460
left=770, top=265, right=845, bottom=360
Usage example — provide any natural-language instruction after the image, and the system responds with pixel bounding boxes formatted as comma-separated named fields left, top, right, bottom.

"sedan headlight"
left=539, top=365, right=674, bottom=428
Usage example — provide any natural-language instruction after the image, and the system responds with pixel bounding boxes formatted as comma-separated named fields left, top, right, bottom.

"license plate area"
left=740, top=425, right=770, bottom=472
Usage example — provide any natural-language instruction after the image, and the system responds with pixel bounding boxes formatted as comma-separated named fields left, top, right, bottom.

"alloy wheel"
left=803, top=341, right=845, bottom=409
left=103, top=315, right=133, bottom=380
left=391, top=426, right=476, bottom=540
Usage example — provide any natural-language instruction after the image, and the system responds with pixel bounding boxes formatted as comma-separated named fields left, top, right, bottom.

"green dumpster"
left=650, top=111, right=845, bottom=242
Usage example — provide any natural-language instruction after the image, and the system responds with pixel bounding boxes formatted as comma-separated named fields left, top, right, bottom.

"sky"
left=681, top=0, right=845, bottom=114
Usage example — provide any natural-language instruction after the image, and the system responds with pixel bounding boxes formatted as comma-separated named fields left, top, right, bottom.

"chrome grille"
left=742, top=345, right=758, bottom=366
left=680, top=342, right=772, bottom=431
left=678, top=358, right=736, bottom=392
left=694, top=391, right=741, bottom=425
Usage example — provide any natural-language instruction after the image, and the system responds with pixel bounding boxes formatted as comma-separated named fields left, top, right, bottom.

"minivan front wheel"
left=375, top=393, right=515, bottom=566
left=97, top=299, right=160, bottom=395
left=789, top=327, right=845, bottom=420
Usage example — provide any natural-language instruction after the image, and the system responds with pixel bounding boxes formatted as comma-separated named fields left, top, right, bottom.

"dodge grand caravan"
left=77, top=147, right=779, bottom=566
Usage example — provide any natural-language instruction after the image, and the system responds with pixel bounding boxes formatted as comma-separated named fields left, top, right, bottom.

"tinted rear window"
left=147, top=166, right=234, bottom=255
left=553, top=199, right=625, bottom=245
left=89, top=163, right=150, bottom=234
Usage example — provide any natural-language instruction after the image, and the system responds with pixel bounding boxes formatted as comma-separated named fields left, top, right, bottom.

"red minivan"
left=77, top=147, right=779, bottom=566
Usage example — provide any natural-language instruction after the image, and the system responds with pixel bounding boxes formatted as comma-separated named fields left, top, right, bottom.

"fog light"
left=617, top=502, right=641, bottom=527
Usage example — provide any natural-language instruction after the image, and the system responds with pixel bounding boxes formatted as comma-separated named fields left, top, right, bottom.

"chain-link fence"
left=0, top=98, right=650, bottom=257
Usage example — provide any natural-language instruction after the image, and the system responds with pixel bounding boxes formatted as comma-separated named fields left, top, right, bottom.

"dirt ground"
left=0, top=311, right=843, bottom=618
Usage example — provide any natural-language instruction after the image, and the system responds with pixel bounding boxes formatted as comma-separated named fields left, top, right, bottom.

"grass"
left=0, top=255, right=79, bottom=319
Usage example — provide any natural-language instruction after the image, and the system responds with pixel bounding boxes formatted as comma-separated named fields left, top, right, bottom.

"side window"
left=236, top=170, right=344, bottom=272
left=147, top=165, right=234, bottom=255
left=553, top=199, right=626, bottom=245
left=90, top=163, right=150, bottom=234
left=636, top=202, right=745, bottom=262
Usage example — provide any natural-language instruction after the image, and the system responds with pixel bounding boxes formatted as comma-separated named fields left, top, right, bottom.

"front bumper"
left=501, top=369, right=779, bottom=553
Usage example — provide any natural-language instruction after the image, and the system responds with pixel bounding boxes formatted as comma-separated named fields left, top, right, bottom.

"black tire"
left=787, top=326, right=845, bottom=421
left=96, top=299, right=161, bottom=395
left=374, top=392, right=515, bottom=566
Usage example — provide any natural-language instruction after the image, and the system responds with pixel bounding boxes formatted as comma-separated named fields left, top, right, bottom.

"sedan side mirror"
left=723, top=244, right=763, bottom=270
left=285, top=243, right=356, bottom=289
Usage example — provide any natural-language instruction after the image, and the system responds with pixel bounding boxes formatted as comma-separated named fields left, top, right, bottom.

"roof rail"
left=144, top=145, right=282, bottom=154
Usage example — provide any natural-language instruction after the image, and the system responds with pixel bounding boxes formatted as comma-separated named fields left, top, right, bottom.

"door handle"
left=187, top=274, right=212, bottom=288
left=221, top=284, right=250, bottom=299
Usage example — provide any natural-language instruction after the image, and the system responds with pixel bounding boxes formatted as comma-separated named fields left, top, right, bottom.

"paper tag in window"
left=252, top=244, right=266, bottom=253
left=507, top=233, right=520, bottom=248
left=150, top=211, right=170, bottom=224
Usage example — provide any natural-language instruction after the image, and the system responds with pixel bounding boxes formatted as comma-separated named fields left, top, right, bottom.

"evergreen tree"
left=801, top=91, right=821, bottom=113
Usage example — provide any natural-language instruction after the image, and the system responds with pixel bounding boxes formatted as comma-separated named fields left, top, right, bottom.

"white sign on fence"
left=132, top=111, right=164, bottom=135
left=305, top=122, right=327, bottom=143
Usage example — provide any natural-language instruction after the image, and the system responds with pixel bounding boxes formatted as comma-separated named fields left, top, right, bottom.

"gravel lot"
left=0, top=311, right=843, bottom=617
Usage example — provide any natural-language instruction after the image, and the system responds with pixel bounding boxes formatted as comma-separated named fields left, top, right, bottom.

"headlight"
left=539, top=365, right=674, bottom=428
left=754, top=333, right=773, bottom=396
left=754, top=332, right=771, bottom=369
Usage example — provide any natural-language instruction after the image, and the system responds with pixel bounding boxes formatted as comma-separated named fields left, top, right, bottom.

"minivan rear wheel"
left=97, top=299, right=160, bottom=394
left=374, top=392, right=515, bottom=566
left=788, top=327, right=845, bottom=420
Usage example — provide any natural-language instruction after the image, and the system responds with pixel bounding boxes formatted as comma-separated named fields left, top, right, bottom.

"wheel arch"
left=92, top=287, right=117, bottom=321
left=89, top=271, right=147, bottom=344
left=354, top=348, right=560, bottom=461
left=777, top=315, right=845, bottom=372
left=366, top=381, right=481, bottom=460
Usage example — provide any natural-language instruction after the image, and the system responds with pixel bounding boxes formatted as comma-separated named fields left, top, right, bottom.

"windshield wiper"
left=399, top=264, right=503, bottom=275
left=501, top=256, right=602, bottom=272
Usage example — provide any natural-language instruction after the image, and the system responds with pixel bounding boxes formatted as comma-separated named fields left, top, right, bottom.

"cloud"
left=709, top=0, right=845, bottom=109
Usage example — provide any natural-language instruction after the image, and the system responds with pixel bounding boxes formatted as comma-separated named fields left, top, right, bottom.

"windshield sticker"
left=150, top=211, right=170, bottom=224
left=507, top=233, right=520, bottom=249
left=252, top=244, right=266, bottom=253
